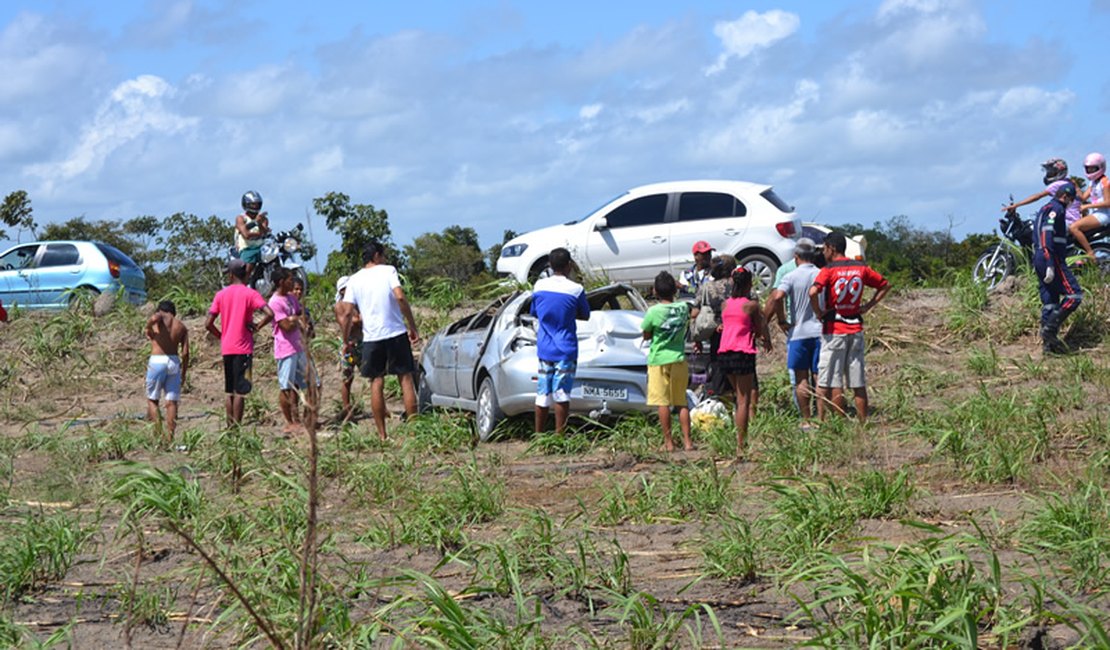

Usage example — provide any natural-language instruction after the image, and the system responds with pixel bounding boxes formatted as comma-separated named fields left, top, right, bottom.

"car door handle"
left=652, top=236, right=666, bottom=244
left=724, top=229, right=740, bottom=236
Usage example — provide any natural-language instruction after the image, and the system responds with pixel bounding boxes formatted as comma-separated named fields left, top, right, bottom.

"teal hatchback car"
left=0, top=240, right=147, bottom=309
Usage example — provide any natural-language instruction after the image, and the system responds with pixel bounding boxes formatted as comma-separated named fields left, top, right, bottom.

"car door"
left=27, top=243, right=83, bottom=307
left=583, top=193, right=671, bottom=283
left=452, top=297, right=509, bottom=399
left=668, top=191, right=749, bottom=275
left=0, top=244, right=42, bottom=308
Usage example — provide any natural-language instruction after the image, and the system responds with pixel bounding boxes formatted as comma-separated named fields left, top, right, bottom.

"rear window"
left=761, top=189, right=794, bottom=213
left=95, top=243, right=140, bottom=268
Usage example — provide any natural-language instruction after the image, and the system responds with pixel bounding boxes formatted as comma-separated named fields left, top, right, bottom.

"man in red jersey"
left=808, top=232, right=890, bottom=422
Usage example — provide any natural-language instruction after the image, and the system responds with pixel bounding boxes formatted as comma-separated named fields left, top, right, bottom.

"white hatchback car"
left=496, top=180, right=801, bottom=289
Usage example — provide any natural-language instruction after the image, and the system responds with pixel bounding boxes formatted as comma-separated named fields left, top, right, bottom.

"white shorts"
left=146, top=355, right=182, bottom=402
left=817, top=333, right=866, bottom=389
left=1091, top=210, right=1110, bottom=228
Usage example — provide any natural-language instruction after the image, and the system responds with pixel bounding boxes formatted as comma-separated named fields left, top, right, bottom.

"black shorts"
left=223, top=354, right=253, bottom=395
left=718, top=351, right=757, bottom=376
left=360, top=334, right=416, bottom=379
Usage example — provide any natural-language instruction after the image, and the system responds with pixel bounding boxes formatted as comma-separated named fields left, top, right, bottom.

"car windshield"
left=94, top=243, right=140, bottom=268
left=563, top=192, right=628, bottom=225
left=761, top=188, right=794, bottom=213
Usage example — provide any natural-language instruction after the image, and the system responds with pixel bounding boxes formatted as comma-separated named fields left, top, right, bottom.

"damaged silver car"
left=417, top=283, right=655, bottom=440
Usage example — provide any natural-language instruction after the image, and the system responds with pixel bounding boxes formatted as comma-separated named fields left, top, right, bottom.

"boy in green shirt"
left=641, top=271, right=693, bottom=452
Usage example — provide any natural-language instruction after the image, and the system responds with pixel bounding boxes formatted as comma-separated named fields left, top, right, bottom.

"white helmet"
left=1084, top=152, right=1106, bottom=181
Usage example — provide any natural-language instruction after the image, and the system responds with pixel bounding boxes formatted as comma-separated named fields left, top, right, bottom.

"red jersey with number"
left=812, top=260, right=888, bottom=335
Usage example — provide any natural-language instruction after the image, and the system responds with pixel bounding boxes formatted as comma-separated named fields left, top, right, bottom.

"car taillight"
left=775, top=221, right=797, bottom=238
left=109, top=261, right=120, bottom=278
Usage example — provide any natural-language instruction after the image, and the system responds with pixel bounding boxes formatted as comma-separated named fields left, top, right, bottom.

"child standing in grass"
left=642, top=271, right=693, bottom=452
left=718, top=267, right=771, bottom=459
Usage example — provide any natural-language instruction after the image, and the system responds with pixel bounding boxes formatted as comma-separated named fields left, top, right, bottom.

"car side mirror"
left=593, top=217, right=608, bottom=231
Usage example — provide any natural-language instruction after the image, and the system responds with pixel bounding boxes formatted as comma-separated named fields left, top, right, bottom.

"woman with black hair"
left=716, top=267, right=771, bottom=459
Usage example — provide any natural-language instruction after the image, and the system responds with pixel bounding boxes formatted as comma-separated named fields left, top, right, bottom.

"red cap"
left=692, top=240, right=713, bottom=254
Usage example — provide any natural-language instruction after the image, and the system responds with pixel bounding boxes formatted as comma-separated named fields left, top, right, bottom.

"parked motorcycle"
left=229, top=222, right=310, bottom=297
left=972, top=199, right=1110, bottom=290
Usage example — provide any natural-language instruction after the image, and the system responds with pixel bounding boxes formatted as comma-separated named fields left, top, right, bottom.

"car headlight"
left=283, top=237, right=300, bottom=253
left=501, top=243, right=528, bottom=258
left=261, top=241, right=280, bottom=263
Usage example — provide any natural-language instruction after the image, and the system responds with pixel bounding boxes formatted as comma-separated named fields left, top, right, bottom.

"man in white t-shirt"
left=338, top=241, right=421, bottom=440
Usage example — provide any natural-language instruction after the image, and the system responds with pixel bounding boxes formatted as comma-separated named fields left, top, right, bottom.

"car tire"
left=416, top=370, right=432, bottom=414
left=475, top=376, right=504, bottom=442
left=68, top=286, right=100, bottom=310
left=737, top=253, right=779, bottom=294
left=527, top=257, right=549, bottom=283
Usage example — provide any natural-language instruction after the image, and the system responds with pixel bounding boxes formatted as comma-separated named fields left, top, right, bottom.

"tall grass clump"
left=1019, top=480, right=1110, bottom=593
left=790, top=528, right=1027, bottom=649
left=0, top=512, right=92, bottom=602
left=945, top=271, right=989, bottom=337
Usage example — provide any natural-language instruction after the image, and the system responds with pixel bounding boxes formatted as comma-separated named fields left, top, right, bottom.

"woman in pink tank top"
left=717, top=268, right=771, bottom=458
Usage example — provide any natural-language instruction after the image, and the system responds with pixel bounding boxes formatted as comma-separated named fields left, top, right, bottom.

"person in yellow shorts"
left=641, top=271, right=692, bottom=452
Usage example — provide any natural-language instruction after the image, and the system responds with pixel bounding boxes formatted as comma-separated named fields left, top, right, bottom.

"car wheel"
left=475, top=376, right=504, bottom=442
left=68, top=286, right=99, bottom=310
left=737, top=253, right=778, bottom=294
left=417, top=370, right=432, bottom=414
left=527, top=257, right=549, bottom=283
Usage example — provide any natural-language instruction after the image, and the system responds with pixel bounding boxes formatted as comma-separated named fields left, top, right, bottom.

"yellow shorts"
left=647, top=361, right=689, bottom=407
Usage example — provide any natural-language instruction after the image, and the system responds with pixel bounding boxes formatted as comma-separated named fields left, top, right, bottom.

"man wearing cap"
left=1034, top=182, right=1083, bottom=354
left=679, top=241, right=714, bottom=298
left=205, top=258, right=274, bottom=427
left=763, top=238, right=822, bottom=420
left=333, top=274, right=362, bottom=419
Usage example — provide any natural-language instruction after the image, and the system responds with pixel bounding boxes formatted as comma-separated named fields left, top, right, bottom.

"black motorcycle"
left=972, top=199, right=1110, bottom=290
left=229, top=223, right=311, bottom=297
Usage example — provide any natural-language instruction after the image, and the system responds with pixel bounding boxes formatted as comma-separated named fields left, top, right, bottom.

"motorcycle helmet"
left=1041, top=158, right=1068, bottom=185
left=1084, top=152, right=1106, bottom=181
left=241, top=190, right=263, bottom=216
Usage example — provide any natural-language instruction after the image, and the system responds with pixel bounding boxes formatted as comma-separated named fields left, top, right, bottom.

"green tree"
left=403, top=225, right=487, bottom=288
left=486, top=228, right=519, bottom=271
left=153, top=213, right=234, bottom=294
left=1, top=190, right=38, bottom=242
left=313, top=192, right=399, bottom=276
left=40, top=216, right=160, bottom=267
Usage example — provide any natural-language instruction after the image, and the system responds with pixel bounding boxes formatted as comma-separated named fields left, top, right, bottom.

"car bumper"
left=494, top=360, right=650, bottom=417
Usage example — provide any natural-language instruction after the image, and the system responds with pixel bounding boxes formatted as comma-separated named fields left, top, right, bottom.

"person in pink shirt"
left=269, top=268, right=307, bottom=434
left=205, top=258, right=274, bottom=427
left=717, top=267, right=771, bottom=459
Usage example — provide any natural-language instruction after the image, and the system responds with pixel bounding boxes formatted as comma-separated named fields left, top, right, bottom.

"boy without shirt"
left=146, top=300, right=190, bottom=443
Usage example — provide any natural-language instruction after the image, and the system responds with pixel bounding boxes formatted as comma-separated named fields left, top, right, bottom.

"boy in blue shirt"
left=531, top=248, right=590, bottom=434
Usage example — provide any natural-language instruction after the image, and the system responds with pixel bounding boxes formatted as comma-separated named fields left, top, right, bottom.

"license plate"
left=581, top=385, right=627, bottom=400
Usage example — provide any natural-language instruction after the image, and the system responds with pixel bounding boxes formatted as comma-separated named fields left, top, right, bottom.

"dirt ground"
left=0, top=285, right=1107, bottom=648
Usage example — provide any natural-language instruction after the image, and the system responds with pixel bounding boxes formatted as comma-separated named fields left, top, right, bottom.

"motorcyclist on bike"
left=235, top=190, right=270, bottom=280
left=1070, top=152, right=1110, bottom=261
left=1034, top=182, right=1083, bottom=355
left=1003, top=158, right=1082, bottom=226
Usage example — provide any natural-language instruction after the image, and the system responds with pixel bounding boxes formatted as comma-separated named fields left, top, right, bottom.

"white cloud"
left=994, top=86, right=1074, bottom=119
left=28, top=75, right=197, bottom=190
left=579, top=103, right=603, bottom=120
left=706, top=10, right=799, bottom=75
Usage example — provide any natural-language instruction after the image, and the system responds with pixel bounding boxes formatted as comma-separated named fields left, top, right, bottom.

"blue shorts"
left=277, top=351, right=307, bottom=390
left=787, top=337, right=820, bottom=373
left=536, top=359, right=576, bottom=407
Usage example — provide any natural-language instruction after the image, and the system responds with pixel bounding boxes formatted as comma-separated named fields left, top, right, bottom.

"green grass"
left=1019, top=481, right=1110, bottom=593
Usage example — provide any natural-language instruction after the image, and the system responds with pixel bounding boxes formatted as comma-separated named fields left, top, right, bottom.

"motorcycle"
left=229, top=222, right=310, bottom=297
left=972, top=198, right=1110, bottom=290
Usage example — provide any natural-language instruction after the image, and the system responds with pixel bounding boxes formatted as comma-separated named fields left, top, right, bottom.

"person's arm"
left=179, top=327, right=190, bottom=386
left=809, top=284, right=825, bottom=322
left=255, top=213, right=270, bottom=238
left=393, top=286, right=421, bottom=344
left=861, top=283, right=891, bottom=314
left=764, top=289, right=790, bottom=334
left=1005, top=190, right=1049, bottom=211
left=145, top=313, right=159, bottom=340
left=253, top=305, right=275, bottom=332
left=576, top=291, right=591, bottom=321
left=1082, top=177, right=1110, bottom=211
left=235, top=214, right=252, bottom=240
left=744, top=299, right=772, bottom=351
left=205, top=312, right=221, bottom=339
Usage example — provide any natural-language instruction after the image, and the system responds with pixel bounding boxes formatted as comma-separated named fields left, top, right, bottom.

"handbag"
left=691, top=304, right=719, bottom=342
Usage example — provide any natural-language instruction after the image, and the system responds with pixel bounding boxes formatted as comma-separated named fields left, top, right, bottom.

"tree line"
left=3, top=188, right=994, bottom=299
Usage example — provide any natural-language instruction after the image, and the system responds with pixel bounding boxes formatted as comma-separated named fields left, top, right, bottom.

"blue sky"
left=3, top=0, right=1109, bottom=266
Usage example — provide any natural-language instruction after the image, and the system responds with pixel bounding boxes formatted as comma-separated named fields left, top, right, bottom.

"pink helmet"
left=1084, top=152, right=1106, bottom=181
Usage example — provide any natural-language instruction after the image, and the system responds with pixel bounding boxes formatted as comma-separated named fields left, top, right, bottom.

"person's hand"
left=409, top=330, right=421, bottom=345
left=778, top=320, right=790, bottom=334
left=1043, top=265, right=1055, bottom=284
left=693, top=341, right=703, bottom=354
left=1001, top=204, right=1014, bottom=212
